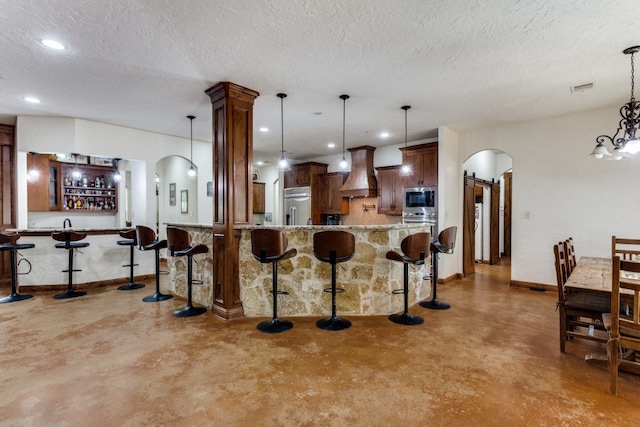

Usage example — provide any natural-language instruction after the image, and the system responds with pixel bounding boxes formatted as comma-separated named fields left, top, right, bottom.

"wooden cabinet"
left=318, top=172, right=349, bottom=215
left=376, top=166, right=403, bottom=215
left=283, top=162, right=327, bottom=188
left=400, top=142, right=438, bottom=187
left=253, top=182, right=265, bottom=214
left=60, top=163, right=118, bottom=212
left=27, top=154, right=60, bottom=211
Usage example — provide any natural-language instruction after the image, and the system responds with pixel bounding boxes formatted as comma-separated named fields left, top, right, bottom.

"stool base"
left=316, top=316, right=351, bottom=331
left=419, top=298, right=450, bottom=310
left=53, top=290, right=87, bottom=300
left=389, top=312, right=424, bottom=325
left=257, top=318, right=293, bottom=334
left=0, top=293, right=33, bottom=304
left=117, top=283, right=145, bottom=291
left=172, top=305, right=206, bottom=317
left=142, top=292, right=173, bottom=303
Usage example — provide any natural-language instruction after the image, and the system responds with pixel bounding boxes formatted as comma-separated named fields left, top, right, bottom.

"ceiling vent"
left=570, top=82, right=595, bottom=93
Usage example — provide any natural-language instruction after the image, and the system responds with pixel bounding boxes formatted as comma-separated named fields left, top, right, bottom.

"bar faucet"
left=63, top=218, right=72, bottom=229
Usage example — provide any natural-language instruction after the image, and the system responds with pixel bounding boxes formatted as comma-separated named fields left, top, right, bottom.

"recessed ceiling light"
left=41, top=39, right=66, bottom=50
left=313, top=112, right=323, bottom=115
left=327, top=142, right=336, bottom=148
left=24, top=96, right=41, bottom=103
left=256, top=161, right=264, bottom=165
left=259, top=127, right=268, bottom=132
left=380, top=132, right=390, bottom=138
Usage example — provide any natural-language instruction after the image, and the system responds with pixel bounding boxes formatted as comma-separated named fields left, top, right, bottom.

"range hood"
left=339, top=145, right=378, bottom=198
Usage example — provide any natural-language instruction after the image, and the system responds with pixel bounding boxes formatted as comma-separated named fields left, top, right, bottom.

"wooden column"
left=205, top=82, right=259, bottom=320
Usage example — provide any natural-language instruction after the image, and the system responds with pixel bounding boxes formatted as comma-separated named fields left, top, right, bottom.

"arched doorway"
left=461, top=150, right=512, bottom=277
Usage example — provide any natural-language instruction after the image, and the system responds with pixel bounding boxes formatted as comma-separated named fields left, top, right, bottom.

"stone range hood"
left=339, top=145, right=378, bottom=198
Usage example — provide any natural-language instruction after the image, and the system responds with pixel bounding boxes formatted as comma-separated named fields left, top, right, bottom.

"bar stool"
left=251, top=228, right=297, bottom=333
left=313, top=230, right=355, bottom=331
left=419, top=226, right=457, bottom=310
left=386, top=232, right=431, bottom=325
left=52, top=231, right=89, bottom=299
left=0, top=232, right=35, bottom=304
left=167, top=226, right=208, bottom=317
left=117, top=229, right=145, bottom=290
left=136, top=225, right=172, bottom=303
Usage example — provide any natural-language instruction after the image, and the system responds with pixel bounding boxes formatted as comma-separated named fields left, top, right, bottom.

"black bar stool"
left=313, top=230, right=355, bottom=331
left=167, top=226, right=208, bottom=317
left=251, top=228, right=297, bottom=333
left=117, top=229, right=145, bottom=290
left=136, top=225, right=172, bottom=302
left=386, top=232, right=431, bottom=325
left=0, top=232, right=35, bottom=304
left=52, top=231, right=89, bottom=299
left=419, top=226, right=457, bottom=310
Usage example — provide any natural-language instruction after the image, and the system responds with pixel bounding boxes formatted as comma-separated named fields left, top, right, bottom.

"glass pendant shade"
left=27, top=152, right=39, bottom=181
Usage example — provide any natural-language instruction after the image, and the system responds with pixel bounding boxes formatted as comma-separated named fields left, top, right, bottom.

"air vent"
left=570, top=82, right=595, bottom=93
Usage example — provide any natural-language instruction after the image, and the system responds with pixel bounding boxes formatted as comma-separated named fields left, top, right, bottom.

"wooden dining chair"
left=564, top=237, right=577, bottom=275
left=554, top=242, right=607, bottom=352
left=612, top=236, right=640, bottom=261
left=604, top=256, right=640, bottom=396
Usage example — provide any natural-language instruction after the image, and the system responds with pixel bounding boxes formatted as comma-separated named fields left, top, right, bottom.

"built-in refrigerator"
left=284, top=186, right=312, bottom=225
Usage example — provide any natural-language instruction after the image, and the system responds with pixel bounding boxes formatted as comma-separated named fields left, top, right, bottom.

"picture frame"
left=169, top=183, right=176, bottom=206
left=181, top=190, right=188, bottom=213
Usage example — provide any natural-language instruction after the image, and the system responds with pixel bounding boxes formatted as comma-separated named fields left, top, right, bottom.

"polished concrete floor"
left=2, top=261, right=640, bottom=426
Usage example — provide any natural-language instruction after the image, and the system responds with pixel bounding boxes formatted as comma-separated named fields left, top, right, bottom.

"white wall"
left=460, top=104, right=639, bottom=286
left=16, top=116, right=212, bottom=232
left=437, top=126, right=461, bottom=281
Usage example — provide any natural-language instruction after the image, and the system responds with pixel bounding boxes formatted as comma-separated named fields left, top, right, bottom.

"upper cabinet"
left=27, top=155, right=119, bottom=213
left=400, top=142, right=438, bottom=188
left=253, top=182, right=265, bottom=214
left=283, top=162, right=327, bottom=188
left=376, top=165, right=403, bottom=215
left=318, top=172, right=349, bottom=215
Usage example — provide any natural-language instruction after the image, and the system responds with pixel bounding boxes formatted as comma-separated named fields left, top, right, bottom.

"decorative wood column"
left=205, top=82, right=259, bottom=320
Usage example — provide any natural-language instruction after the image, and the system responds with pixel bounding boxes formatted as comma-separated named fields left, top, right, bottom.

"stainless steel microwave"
left=403, top=187, right=437, bottom=210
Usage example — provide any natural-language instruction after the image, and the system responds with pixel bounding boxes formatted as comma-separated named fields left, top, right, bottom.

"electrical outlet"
left=524, top=211, right=531, bottom=219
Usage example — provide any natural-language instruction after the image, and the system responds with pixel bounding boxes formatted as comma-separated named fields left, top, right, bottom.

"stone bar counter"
left=6, top=227, right=155, bottom=291
left=238, top=223, right=433, bottom=317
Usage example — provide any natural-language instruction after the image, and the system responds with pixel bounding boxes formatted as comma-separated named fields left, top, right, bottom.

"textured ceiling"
left=1, top=0, right=638, bottom=164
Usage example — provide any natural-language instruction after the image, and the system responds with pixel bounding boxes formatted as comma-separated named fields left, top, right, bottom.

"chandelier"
left=591, top=46, right=640, bottom=160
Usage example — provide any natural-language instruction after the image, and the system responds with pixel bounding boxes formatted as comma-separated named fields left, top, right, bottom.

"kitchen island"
left=7, top=227, right=155, bottom=292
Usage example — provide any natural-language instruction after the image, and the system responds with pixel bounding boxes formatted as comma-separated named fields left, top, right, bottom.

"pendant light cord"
left=340, top=94, right=349, bottom=161
left=187, top=115, right=195, bottom=166
left=631, top=50, right=636, bottom=101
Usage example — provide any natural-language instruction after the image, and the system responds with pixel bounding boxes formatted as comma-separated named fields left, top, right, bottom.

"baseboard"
left=438, top=273, right=463, bottom=284
left=509, top=280, right=555, bottom=293
left=19, top=274, right=156, bottom=293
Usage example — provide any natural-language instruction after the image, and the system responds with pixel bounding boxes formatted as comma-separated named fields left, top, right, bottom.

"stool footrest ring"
left=121, top=263, right=139, bottom=268
left=62, top=269, right=82, bottom=273
left=392, top=288, right=406, bottom=295
left=271, top=290, right=289, bottom=295
left=192, top=279, right=203, bottom=285
left=323, top=287, right=345, bottom=294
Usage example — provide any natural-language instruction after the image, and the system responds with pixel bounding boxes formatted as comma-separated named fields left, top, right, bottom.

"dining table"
left=565, top=256, right=640, bottom=374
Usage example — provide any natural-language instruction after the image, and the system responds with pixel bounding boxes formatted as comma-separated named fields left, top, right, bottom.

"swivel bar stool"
left=0, top=232, right=35, bottom=304
left=167, top=226, right=208, bottom=317
left=251, top=228, right=297, bottom=333
left=52, top=231, right=89, bottom=299
left=419, top=226, right=457, bottom=310
left=386, top=232, right=431, bottom=325
left=117, top=229, right=145, bottom=290
left=313, top=230, right=355, bottom=331
left=137, top=225, right=172, bottom=302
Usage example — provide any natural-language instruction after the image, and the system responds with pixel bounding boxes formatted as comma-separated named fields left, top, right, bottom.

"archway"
left=461, top=149, right=513, bottom=277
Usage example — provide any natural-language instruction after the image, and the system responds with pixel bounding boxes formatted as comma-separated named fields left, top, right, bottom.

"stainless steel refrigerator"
left=284, top=186, right=311, bottom=225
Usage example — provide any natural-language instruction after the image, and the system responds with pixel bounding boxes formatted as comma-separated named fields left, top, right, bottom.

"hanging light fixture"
left=113, top=158, right=122, bottom=182
left=591, top=45, right=640, bottom=160
left=399, top=106, right=414, bottom=176
left=27, top=151, right=39, bottom=181
left=339, top=94, right=350, bottom=170
left=71, top=153, right=81, bottom=180
left=277, top=93, right=291, bottom=171
left=187, top=115, right=197, bottom=177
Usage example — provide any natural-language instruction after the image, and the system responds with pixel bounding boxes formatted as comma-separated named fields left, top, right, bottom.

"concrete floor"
left=1, top=261, right=640, bottom=426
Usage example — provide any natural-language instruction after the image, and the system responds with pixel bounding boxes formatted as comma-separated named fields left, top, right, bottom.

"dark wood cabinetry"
left=284, top=162, right=327, bottom=225
left=318, top=172, right=349, bottom=215
left=252, top=182, right=265, bottom=214
left=27, top=155, right=118, bottom=212
left=400, top=142, right=438, bottom=187
left=376, top=165, right=403, bottom=215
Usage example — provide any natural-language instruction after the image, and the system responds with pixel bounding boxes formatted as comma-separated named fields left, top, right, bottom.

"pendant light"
left=113, top=158, right=122, bottom=182
left=71, top=153, right=81, bottom=180
left=591, top=45, right=640, bottom=159
left=187, top=115, right=196, bottom=177
left=399, top=105, right=413, bottom=176
left=27, top=151, right=39, bottom=181
left=339, top=94, right=350, bottom=170
left=277, top=93, right=291, bottom=171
